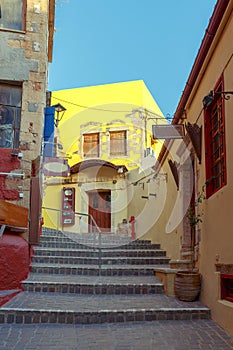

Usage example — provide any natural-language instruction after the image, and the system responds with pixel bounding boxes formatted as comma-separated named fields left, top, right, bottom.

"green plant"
left=186, top=185, right=205, bottom=270
left=186, top=185, right=205, bottom=228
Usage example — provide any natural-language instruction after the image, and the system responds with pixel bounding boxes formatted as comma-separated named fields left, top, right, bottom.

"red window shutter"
left=204, top=79, right=227, bottom=198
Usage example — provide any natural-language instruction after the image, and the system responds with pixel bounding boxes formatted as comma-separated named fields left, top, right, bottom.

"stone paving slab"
left=0, top=290, right=21, bottom=307
left=0, top=320, right=233, bottom=350
left=0, top=290, right=20, bottom=298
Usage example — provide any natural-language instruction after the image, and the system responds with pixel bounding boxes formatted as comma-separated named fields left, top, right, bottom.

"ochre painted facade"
left=145, top=0, right=233, bottom=337
left=43, top=80, right=166, bottom=234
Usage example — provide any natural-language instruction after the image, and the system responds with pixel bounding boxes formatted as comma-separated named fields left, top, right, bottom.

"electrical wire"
left=52, top=96, right=134, bottom=113
left=51, top=96, right=172, bottom=120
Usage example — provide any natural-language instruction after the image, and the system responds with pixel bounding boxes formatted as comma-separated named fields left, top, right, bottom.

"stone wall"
left=0, top=1, right=51, bottom=208
left=0, top=0, right=54, bottom=291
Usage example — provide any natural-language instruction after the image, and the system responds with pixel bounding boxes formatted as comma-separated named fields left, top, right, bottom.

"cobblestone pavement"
left=0, top=320, right=233, bottom=350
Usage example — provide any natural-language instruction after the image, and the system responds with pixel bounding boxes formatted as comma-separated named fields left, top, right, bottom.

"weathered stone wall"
left=0, top=1, right=50, bottom=208
left=0, top=1, right=52, bottom=291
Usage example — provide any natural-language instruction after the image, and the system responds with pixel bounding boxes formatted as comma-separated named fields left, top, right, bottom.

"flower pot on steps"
left=175, top=271, right=201, bottom=302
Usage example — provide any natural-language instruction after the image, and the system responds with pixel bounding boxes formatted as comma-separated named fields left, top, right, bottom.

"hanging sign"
left=152, top=124, right=185, bottom=139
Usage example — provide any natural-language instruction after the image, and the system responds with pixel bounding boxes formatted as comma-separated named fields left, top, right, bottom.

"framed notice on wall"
left=61, top=187, right=75, bottom=225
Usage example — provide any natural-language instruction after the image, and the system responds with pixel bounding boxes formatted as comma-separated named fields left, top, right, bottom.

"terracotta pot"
left=175, top=271, right=201, bottom=302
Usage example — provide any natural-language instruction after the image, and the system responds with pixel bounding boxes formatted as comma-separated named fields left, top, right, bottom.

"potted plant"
left=175, top=186, right=205, bottom=302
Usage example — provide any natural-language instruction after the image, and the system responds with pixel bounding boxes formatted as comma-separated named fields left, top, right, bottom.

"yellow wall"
left=146, top=3, right=233, bottom=337
left=198, top=31, right=233, bottom=337
left=43, top=80, right=166, bottom=232
left=51, top=80, right=164, bottom=168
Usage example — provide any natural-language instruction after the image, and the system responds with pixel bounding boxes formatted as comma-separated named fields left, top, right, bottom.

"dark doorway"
left=88, top=191, right=111, bottom=232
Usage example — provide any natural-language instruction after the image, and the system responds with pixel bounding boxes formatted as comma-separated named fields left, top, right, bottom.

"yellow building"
left=43, top=80, right=166, bottom=236
left=146, top=0, right=233, bottom=337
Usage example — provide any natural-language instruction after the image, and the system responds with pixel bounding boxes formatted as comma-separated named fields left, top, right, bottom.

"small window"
left=0, top=83, right=22, bottom=149
left=221, top=274, right=233, bottom=303
left=204, top=78, right=226, bottom=198
left=110, top=130, right=127, bottom=156
left=83, top=133, right=99, bottom=157
left=0, top=0, right=26, bottom=31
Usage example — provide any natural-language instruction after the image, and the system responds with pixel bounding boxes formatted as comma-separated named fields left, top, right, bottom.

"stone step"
left=0, top=292, right=210, bottom=325
left=32, top=255, right=170, bottom=265
left=31, top=263, right=167, bottom=276
left=33, top=247, right=167, bottom=258
left=40, top=236, right=160, bottom=249
left=41, top=230, right=160, bottom=248
left=22, top=274, right=164, bottom=295
left=38, top=241, right=161, bottom=250
left=41, top=231, right=154, bottom=246
left=39, top=236, right=76, bottom=243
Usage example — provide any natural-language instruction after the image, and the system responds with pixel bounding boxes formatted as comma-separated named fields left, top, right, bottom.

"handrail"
left=42, top=206, right=102, bottom=273
left=42, top=206, right=101, bottom=233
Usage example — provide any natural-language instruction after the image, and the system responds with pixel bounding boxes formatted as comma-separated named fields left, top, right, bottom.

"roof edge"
left=156, top=0, right=230, bottom=166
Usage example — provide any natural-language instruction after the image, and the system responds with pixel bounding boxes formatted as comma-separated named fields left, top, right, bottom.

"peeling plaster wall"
left=0, top=32, right=39, bottom=81
left=0, top=1, right=50, bottom=209
left=0, top=234, right=30, bottom=290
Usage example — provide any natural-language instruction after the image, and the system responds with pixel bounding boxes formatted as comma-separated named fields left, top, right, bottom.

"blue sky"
left=48, top=0, right=217, bottom=117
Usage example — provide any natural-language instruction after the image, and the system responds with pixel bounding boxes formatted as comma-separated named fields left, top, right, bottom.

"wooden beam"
left=185, top=123, right=202, bottom=164
left=0, top=200, right=28, bottom=228
left=168, top=160, right=179, bottom=190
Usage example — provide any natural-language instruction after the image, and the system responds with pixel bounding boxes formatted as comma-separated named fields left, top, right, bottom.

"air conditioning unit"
left=144, top=148, right=155, bottom=157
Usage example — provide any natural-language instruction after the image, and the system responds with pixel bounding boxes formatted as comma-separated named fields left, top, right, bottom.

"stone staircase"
left=0, top=228, right=210, bottom=324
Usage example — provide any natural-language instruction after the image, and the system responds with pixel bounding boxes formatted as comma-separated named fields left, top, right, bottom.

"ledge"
left=154, top=268, right=177, bottom=296
left=218, top=299, right=233, bottom=309
left=154, top=267, right=178, bottom=274
left=215, top=263, right=233, bottom=274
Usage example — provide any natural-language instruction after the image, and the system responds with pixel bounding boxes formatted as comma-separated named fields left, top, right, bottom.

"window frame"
left=204, top=77, right=227, bottom=198
left=0, top=82, right=22, bottom=149
left=0, top=0, right=26, bottom=32
left=221, top=274, right=233, bottom=303
left=109, top=130, right=127, bottom=157
left=83, top=132, right=100, bottom=158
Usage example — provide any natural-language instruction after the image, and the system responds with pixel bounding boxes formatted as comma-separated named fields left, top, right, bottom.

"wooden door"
left=29, top=177, right=42, bottom=245
left=88, top=191, right=111, bottom=232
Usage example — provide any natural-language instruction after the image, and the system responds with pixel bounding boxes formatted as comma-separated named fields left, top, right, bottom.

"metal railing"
left=42, top=206, right=102, bottom=272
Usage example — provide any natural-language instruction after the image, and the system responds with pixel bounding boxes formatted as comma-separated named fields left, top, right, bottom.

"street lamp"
left=53, top=103, right=66, bottom=127
left=202, top=90, right=233, bottom=109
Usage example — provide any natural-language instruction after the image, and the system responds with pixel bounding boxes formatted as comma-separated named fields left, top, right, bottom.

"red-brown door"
left=88, top=191, right=111, bottom=232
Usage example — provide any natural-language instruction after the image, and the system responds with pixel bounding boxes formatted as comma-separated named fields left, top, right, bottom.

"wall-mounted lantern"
left=202, top=90, right=233, bottom=109
left=53, top=103, right=66, bottom=127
